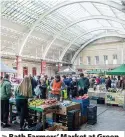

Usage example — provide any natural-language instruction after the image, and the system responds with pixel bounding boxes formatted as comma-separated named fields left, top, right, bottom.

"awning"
left=106, top=64, right=125, bottom=75
left=58, top=67, right=76, bottom=75
left=87, top=70, right=104, bottom=74
left=0, top=61, right=17, bottom=73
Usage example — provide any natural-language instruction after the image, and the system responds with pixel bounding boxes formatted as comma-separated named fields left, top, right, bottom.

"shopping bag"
left=34, top=86, right=41, bottom=96
left=63, top=90, right=68, bottom=99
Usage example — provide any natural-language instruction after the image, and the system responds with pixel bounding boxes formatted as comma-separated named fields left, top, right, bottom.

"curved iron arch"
left=71, top=34, right=125, bottom=64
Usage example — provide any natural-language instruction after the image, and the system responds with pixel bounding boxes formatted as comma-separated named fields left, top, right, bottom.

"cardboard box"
left=45, top=125, right=68, bottom=131
left=57, top=103, right=80, bottom=115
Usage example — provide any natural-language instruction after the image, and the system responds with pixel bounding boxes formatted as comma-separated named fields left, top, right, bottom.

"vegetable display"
left=28, top=99, right=57, bottom=107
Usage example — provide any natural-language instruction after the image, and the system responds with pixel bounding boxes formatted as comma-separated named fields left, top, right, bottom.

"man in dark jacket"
left=78, top=73, right=90, bottom=96
left=106, top=76, right=111, bottom=90
left=70, top=77, right=78, bottom=98
left=29, top=74, right=37, bottom=96
left=0, top=74, right=12, bottom=128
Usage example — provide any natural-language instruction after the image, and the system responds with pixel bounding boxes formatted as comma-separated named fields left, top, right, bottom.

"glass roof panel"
left=97, top=19, right=111, bottom=27
left=112, top=8, right=125, bottom=21
left=109, top=21, right=124, bottom=29
left=58, top=4, right=90, bottom=20
left=94, top=3, right=116, bottom=17
left=80, top=3, right=101, bottom=15
left=78, top=20, right=102, bottom=30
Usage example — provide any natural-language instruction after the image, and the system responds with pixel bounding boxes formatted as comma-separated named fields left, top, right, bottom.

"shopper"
left=15, top=76, right=32, bottom=131
left=39, top=78, right=47, bottom=99
left=36, top=75, right=41, bottom=85
left=29, top=74, right=37, bottom=96
left=50, top=76, right=54, bottom=83
left=78, top=73, right=90, bottom=96
left=0, top=76, right=3, bottom=84
left=69, top=77, right=78, bottom=98
left=106, top=76, right=111, bottom=90
left=1, top=74, right=12, bottom=128
left=62, top=75, right=71, bottom=98
left=50, top=75, right=66, bottom=101
left=44, top=75, right=50, bottom=89
left=95, top=77, right=100, bottom=85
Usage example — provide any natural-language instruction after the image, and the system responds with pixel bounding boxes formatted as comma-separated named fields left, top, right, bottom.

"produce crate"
left=72, top=98, right=89, bottom=116
left=72, top=98, right=90, bottom=107
left=97, top=97, right=105, bottom=104
left=57, top=103, right=80, bottom=115
left=79, top=116, right=87, bottom=125
left=105, top=92, right=124, bottom=106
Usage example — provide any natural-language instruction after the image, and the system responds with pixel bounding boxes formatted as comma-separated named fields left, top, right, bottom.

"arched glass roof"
left=1, top=0, right=125, bottom=63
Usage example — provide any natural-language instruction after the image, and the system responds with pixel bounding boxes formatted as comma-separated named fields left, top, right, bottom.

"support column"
left=16, top=56, right=23, bottom=78
left=41, top=60, right=46, bottom=75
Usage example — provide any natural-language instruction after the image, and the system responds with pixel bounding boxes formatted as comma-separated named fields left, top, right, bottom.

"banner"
left=0, top=131, right=124, bottom=137
left=41, top=61, right=46, bottom=74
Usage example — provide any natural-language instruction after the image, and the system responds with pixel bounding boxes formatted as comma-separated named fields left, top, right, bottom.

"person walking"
left=0, top=74, right=12, bottom=128
left=78, top=73, right=90, bottom=96
left=69, top=77, right=78, bottom=98
left=39, top=78, right=47, bottom=99
left=50, top=75, right=66, bottom=101
left=15, top=76, right=32, bottom=130
left=29, top=74, right=37, bottom=96
left=106, top=76, right=111, bottom=90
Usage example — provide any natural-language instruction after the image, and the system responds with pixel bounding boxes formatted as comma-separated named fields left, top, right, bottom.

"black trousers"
left=1, top=99, right=9, bottom=124
left=79, top=89, right=88, bottom=96
left=16, top=99, right=29, bottom=128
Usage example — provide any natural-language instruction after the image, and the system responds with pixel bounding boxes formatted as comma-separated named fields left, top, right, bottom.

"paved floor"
left=1, top=101, right=125, bottom=131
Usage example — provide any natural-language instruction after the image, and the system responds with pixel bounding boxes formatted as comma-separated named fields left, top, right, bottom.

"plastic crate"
left=72, top=98, right=90, bottom=107
left=72, top=98, right=89, bottom=116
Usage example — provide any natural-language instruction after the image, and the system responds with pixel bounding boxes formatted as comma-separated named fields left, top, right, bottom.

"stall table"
left=9, top=100, right=59, bottom=130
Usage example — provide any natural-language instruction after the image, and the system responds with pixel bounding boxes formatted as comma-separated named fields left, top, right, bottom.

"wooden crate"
left=57, top=103, right=80, bottom=115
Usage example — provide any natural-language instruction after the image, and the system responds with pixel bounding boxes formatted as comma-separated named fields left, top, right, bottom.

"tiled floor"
left=1, top=101, right=125, bottom=131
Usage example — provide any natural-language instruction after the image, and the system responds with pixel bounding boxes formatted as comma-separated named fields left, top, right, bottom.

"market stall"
left=87, top=70, right=104, bottom=75
left=58, top=67, right=76, bottom=75
left=8, top=93, right=97, bottom=131
left=106, top=64, right=125, bottom=75
left=106, top=64, right=125, bottom=108
left=0, top=61, right=17, bottom=73
left=105, top=88, right=125, bottom=106
left=9, top=98, right=60, bottom=130
left=9, top=97, right=92, bottom=131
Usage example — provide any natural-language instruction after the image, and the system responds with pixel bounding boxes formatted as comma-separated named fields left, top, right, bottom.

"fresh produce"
left=108, top=88, right=119, bottom=93
left=76, top=94, right=89, bottom=100
left=44, top=99, right=57, bottom=105
left=28, top=99, right=45, bottom=107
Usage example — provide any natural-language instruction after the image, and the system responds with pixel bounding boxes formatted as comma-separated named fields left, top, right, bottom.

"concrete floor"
left=1, top=101, right=125, bottom=131
left=80, top=103, right=125, bottom=131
